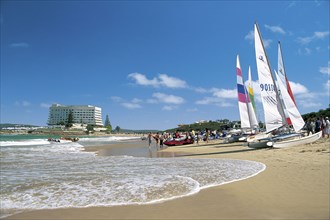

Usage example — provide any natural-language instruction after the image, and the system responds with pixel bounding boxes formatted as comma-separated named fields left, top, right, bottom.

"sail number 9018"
left=260, top=84, right=275, bottom=91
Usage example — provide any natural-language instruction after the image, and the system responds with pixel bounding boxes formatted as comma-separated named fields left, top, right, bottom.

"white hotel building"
left=48, top=104, right=103, bottom=126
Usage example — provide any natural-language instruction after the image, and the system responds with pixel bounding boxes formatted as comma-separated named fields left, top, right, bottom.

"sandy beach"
left=5, top=138, right=329, bottom=220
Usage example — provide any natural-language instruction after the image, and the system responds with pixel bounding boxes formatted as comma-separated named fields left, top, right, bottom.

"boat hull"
left=246, top=140, right=270, bottom=149
left=163, top=139, right=194, bottom=146
left=271, top=131, right=322, bottom=148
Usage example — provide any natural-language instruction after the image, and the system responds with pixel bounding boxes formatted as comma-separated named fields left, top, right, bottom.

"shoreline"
left=4, top=138, right=330, bottom=219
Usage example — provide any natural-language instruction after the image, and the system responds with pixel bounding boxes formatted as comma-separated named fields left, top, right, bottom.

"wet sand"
left=5, top=138, right=330, bottom=219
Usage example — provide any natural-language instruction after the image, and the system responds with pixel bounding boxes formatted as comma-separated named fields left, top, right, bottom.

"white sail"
left=254, top=23, right=286, bottom=132
left=277, top=42, right=287, bottom=90
left=275, top=71, right=305, bottom=132
left=236, top=55, right=251, bottom=129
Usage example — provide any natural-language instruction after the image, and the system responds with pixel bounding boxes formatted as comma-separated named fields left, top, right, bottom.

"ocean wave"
left=1, top=157, right=265, bottom=218
left=0, top=139, right=51, bottom=147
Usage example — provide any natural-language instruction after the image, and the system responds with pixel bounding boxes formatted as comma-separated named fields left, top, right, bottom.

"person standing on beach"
left=196, top=130, right=200, bottom=145
left=148, top=132, right=152, bottom=147
left=321, top=116, right=326, bottom=137
left=324, top=117, right=330, bottom=138
left=205, top=128, right=209, bottom=143
left=154, top=132, right=160, bottom=150
left=315, top=118, right=321, bottom=133
left=159, top=133, right=164, bottom=149
left=311, top=119, right=316, bottom=134
left=305, top=119, right=313, bottom=136
left=191, top=129, right=196, bottom=141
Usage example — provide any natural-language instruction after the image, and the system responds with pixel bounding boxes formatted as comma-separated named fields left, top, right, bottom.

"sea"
left=0, top=134, right=266, bottom=218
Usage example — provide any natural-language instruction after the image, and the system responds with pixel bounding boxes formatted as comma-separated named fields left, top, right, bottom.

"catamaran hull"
left=246, top=140, right=270, bottom=149
left=270, top=131, right=322, bottom=148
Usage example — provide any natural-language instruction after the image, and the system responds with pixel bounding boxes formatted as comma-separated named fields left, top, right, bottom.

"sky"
left=1, top=1, right=329, bottom=130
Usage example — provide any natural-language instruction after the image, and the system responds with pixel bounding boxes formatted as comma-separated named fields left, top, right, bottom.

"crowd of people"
left=143, top=117, right=330, bottom=150
left=144, top=128, right=222, bottom=150
left=304, top=116, right=330, bottom=138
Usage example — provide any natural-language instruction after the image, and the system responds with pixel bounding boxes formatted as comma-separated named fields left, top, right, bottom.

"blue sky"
left=1, top=1, right=329, bottom=130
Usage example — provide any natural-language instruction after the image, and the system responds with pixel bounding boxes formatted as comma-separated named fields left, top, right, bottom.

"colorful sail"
left=246, top=66, right=258, bottom=128
left=236, top=55, right=251, bottom=129
left=254, top=23, right=286, bottom=132
left=275, top=70, right=305, bottom=131
left=247, top=66, right=257, bottom=114
left=236, top=56, right=258, bottom=129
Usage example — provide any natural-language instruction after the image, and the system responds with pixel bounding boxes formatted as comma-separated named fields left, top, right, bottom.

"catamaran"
left=228, top=55, right=259, bottom=143
left=247, top=22, right=322, bottom=148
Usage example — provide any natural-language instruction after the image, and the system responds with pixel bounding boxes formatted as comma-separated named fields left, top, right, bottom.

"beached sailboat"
left=229, top=55, right=258, bottom=143
left=248, top=22, right=322, bottom=148
left=236, top=55, right=259, bottom=130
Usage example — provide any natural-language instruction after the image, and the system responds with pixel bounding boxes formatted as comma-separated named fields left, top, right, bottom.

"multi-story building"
left=48, top=104, right=103, bottom=126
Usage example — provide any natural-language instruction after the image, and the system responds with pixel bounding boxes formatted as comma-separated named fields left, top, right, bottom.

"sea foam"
left=0, top=137, right=266, bottom=218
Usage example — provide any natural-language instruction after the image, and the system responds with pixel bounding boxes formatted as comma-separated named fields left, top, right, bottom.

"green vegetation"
left=65, top=111, right=74, bottom=128
left=302, top=107, right=330, bottom=121
left=165, top=120, right=234, bottom=133
left=104, top=114, right=112, bottom=131
left=86, top=124, right=94, bottom=134
left=114, top=126, right=121, bottom=133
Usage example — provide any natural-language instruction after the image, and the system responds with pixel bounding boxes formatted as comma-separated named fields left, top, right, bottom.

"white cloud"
left=10, top=42, right=30, bottom=48
left=131, top=98, right=143, bottom=103
left=146, top=99, right=158, bottom=104
left=40, top=103, right=51, bottom=108
left=162, top=105, right=177, bottom=111
left=194, top=87, right=208, bottom=93
left=128, top=73, right=159, bottom=87
left=128, top=73, right=187, bottom=89
left=216, top=102, right=234, bottom=107
left=298, top=47, right=312, bottom=55
left=152, top=92, right=185, bottom=104
left=244, top=30, right=272, bottom=48
left=265, top=25, right=286, bottom=34
left=110, top=96, right=124, bottom=102
left=263, top=39, right=273, bottom=49
left=319, top=61, right=330, bottom=75
left=212, top=88, right=237, bottom=99
left=15, top=101, right=31, bottom=107
left=297, top=31, right=330, bottom=45
left=121, top=102, right=142, bottom=109
left=244, top=30, right=254, bottom=41
left=295, top=92, right=317, bottom=99
left=195, top=97, right=219, bottom=105
left=158, top=74, right=187, bottom=88
left=288, top=81, right=309, bottom=94
left=195, top=97, right=233, bottom=107
left=111, top=96, right=143, bottom=109
left=298, top=100, right=322, bottom=108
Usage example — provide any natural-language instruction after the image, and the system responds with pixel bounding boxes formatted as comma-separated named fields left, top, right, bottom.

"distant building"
left=195, top=120, right=207, bottom=124
left=48, top=104, right=103, bottom=126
